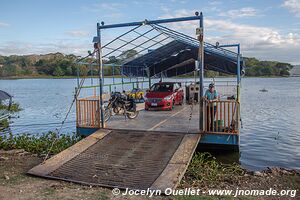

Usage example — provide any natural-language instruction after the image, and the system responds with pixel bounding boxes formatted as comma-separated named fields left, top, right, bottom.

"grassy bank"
left=0, top=132, right=299, bottom=200
left=0, top=132, right=82, bottom=155
left=0, top=75, right=124, bottom=80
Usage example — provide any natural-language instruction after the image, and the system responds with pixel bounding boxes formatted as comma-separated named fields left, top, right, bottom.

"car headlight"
left=164, top=95, right=172, bottom=100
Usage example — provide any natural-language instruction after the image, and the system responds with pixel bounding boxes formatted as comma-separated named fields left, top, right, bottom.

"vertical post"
left=76, top=63, right=80, bottom=88
left=236, top=44, right=241, bottom=131
left=90, top=63, right=95, bottom=96
left=112, top=64, right=115, bottom=84
left=198, top=12, right=204, bottom=131
left=237, top=44, right=241, bottom=102
left=142, top=69, right=145, bottom=89
left=148, top=74, right=151, bottom=89
left=97, top=23, right=105, bottom=128
left=146, top=66, right=151, bottom=89
left=121, top=65, right=124, bottom=91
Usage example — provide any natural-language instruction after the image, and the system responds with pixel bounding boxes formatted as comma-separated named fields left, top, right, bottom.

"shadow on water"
left=195, top=145, right=240, bottom=165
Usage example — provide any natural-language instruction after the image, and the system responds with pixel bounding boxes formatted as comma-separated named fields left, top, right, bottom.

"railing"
left=76, top=98, right=100, bottom=128
left=80, top=80, right=149, bottom=93
left=203, top=100, right=239, bottom=134
left=182, top=80, right=237, bottom=98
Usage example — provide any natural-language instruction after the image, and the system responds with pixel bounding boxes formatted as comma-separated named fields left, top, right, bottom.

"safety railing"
left=182, top=80, right=237, bottom=98
left=80, top=80, right=149, bottom=93
left=76, top=98, right=100, bottom=128
left=203, top=99, right=239, bottom=134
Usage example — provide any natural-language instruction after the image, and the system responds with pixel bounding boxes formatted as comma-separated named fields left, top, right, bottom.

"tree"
left=53, top=66, right=64, bottom=76
left=1, top=64, right=18, bottom=76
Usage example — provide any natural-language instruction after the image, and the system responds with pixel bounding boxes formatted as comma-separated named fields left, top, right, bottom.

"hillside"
left=0, top=53, right=295, bottom=78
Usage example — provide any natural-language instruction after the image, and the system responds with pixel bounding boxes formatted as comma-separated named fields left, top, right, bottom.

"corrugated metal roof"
left=122, top=39, right=244, bottom=77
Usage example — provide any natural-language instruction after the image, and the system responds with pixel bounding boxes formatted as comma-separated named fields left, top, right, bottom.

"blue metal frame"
left=77, top=127, right=99, bottom=137
left=98, top=16, right=202, bottom=29
left=96, top=13, right=204, bottom=126
left=217, top=43, right=241, bottom=101
left=199, top=134, right=239, bottom=151
left=198, top=12, right=204, bottom=131
left=97, top=23, right=105, bottom=128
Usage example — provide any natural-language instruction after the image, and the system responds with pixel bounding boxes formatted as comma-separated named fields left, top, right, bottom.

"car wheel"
left=178, top=97, right=183, bottom=105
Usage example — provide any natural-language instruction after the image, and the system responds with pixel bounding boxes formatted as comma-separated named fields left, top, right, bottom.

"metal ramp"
left=28, top=129, right=200, bottom=191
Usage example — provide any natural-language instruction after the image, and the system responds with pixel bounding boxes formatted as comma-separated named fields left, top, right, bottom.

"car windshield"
left=150, top=84, right=173, bottom=92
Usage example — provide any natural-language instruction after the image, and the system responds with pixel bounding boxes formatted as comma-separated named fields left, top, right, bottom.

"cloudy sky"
left=0, top=0, right=299, bottom=64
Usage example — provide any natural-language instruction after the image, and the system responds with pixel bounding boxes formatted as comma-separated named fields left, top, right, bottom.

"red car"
left=145, top=82, right=184, bottom=110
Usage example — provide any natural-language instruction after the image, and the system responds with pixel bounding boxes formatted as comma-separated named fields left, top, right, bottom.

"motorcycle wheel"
left=113, top=106, right=123, bottom=114
left=104, top=108, right=111, bottom=122
left=126, top=111, right=139, bottom=119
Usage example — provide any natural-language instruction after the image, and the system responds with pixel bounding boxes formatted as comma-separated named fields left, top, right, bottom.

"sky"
left=0, top=0, right=300, bottom=64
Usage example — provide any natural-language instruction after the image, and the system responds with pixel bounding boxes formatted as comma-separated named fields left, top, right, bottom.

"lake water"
left=0, top=77, right=299, bottom=171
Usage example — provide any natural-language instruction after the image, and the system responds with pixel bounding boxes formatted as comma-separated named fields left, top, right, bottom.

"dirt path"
left=0, top=150, right=299, bottom=200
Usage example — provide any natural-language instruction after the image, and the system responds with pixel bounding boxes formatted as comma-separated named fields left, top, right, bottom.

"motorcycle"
left=104, top=91, right=139, bottom=122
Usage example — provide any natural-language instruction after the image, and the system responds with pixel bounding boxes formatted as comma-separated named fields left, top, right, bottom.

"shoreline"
left=0, top=149, right=299, bottom=199
left=0, top=75, right=293, bottom=80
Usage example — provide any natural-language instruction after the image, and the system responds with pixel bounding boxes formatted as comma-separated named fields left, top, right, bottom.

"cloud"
left=81, top=3, right=124, bottom=20
left=159, top=9, right=300, bottom=64
left=82, top=2, right=124, bottom=12
left=65, top=30, right=90, bottom=37
left=219, top=7, right=259, bottom=18
left=209, top=1, right=222, bottom=5
left=282, top=0, right=300, bottom=17
left=0, top=22, right=9, bottom=27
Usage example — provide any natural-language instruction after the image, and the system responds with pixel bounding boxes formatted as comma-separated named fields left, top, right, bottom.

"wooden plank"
left=150, top=133, right=201, bottom=191
left=28, top=129, right=110, bottom=177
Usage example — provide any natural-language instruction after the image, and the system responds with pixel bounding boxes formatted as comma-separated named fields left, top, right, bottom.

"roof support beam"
left=98, top=15, right=202, bottom=30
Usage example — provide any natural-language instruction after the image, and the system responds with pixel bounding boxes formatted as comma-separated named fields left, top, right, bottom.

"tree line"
left=0, top=51, right=294, bottom=77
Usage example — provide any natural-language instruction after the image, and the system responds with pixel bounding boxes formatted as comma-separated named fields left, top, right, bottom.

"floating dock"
left=28, top=14, right=243, bottom=191
left=28, top=129, right=201, bottom=191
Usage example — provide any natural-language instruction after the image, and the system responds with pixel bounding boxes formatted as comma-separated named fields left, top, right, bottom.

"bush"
left=0, top=132, right=83, bottom=155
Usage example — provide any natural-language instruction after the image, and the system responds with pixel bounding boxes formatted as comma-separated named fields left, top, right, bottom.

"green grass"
left=182, top=152, right=245, bottom=188
left=0, top=132, right=83, bottom=155
left=0, top=101, right=22, bottom=112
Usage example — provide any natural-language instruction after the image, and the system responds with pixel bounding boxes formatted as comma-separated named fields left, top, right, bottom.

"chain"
left=187, top=92, right=196, bottom=133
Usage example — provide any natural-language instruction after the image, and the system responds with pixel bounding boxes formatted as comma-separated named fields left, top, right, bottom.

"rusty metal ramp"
left=28, top=129, right=200, bottom=191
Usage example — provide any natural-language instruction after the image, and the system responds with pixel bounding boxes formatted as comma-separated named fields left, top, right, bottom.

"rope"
left=43, top=76, right=86, bottom=162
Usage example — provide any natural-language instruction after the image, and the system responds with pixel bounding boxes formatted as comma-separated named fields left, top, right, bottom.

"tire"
left=139, top=93, right=143, bottom=99
left=179, top=98, right=183, bottom=105
left=104, top=108, right=111, bottom=122
left=126, top=111, right=139, bottom=119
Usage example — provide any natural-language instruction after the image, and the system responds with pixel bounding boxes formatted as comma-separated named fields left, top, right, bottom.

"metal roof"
left=99, top=21, right=244, bottom=78
left=122, top=39, right=244, bottom=77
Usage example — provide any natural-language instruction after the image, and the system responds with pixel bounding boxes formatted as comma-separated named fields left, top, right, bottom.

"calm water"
left=0, top=77, right=299, bottom=171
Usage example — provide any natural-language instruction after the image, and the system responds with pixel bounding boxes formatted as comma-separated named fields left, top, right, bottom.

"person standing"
left=204, top=83, right=219, bottom=131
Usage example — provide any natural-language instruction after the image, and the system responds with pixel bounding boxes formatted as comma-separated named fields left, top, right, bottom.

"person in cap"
left=204, top=83, right=219, bottom=130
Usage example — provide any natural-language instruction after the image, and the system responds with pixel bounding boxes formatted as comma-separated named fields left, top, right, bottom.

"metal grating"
left=49, top=130, right=184, bottom=189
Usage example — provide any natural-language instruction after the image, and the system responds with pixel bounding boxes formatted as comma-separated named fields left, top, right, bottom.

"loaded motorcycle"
left=104, top=91, right=139, bottom=122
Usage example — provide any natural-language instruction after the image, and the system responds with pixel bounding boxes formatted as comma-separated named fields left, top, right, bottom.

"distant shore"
left=0, top=75, right=293, bottom=80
